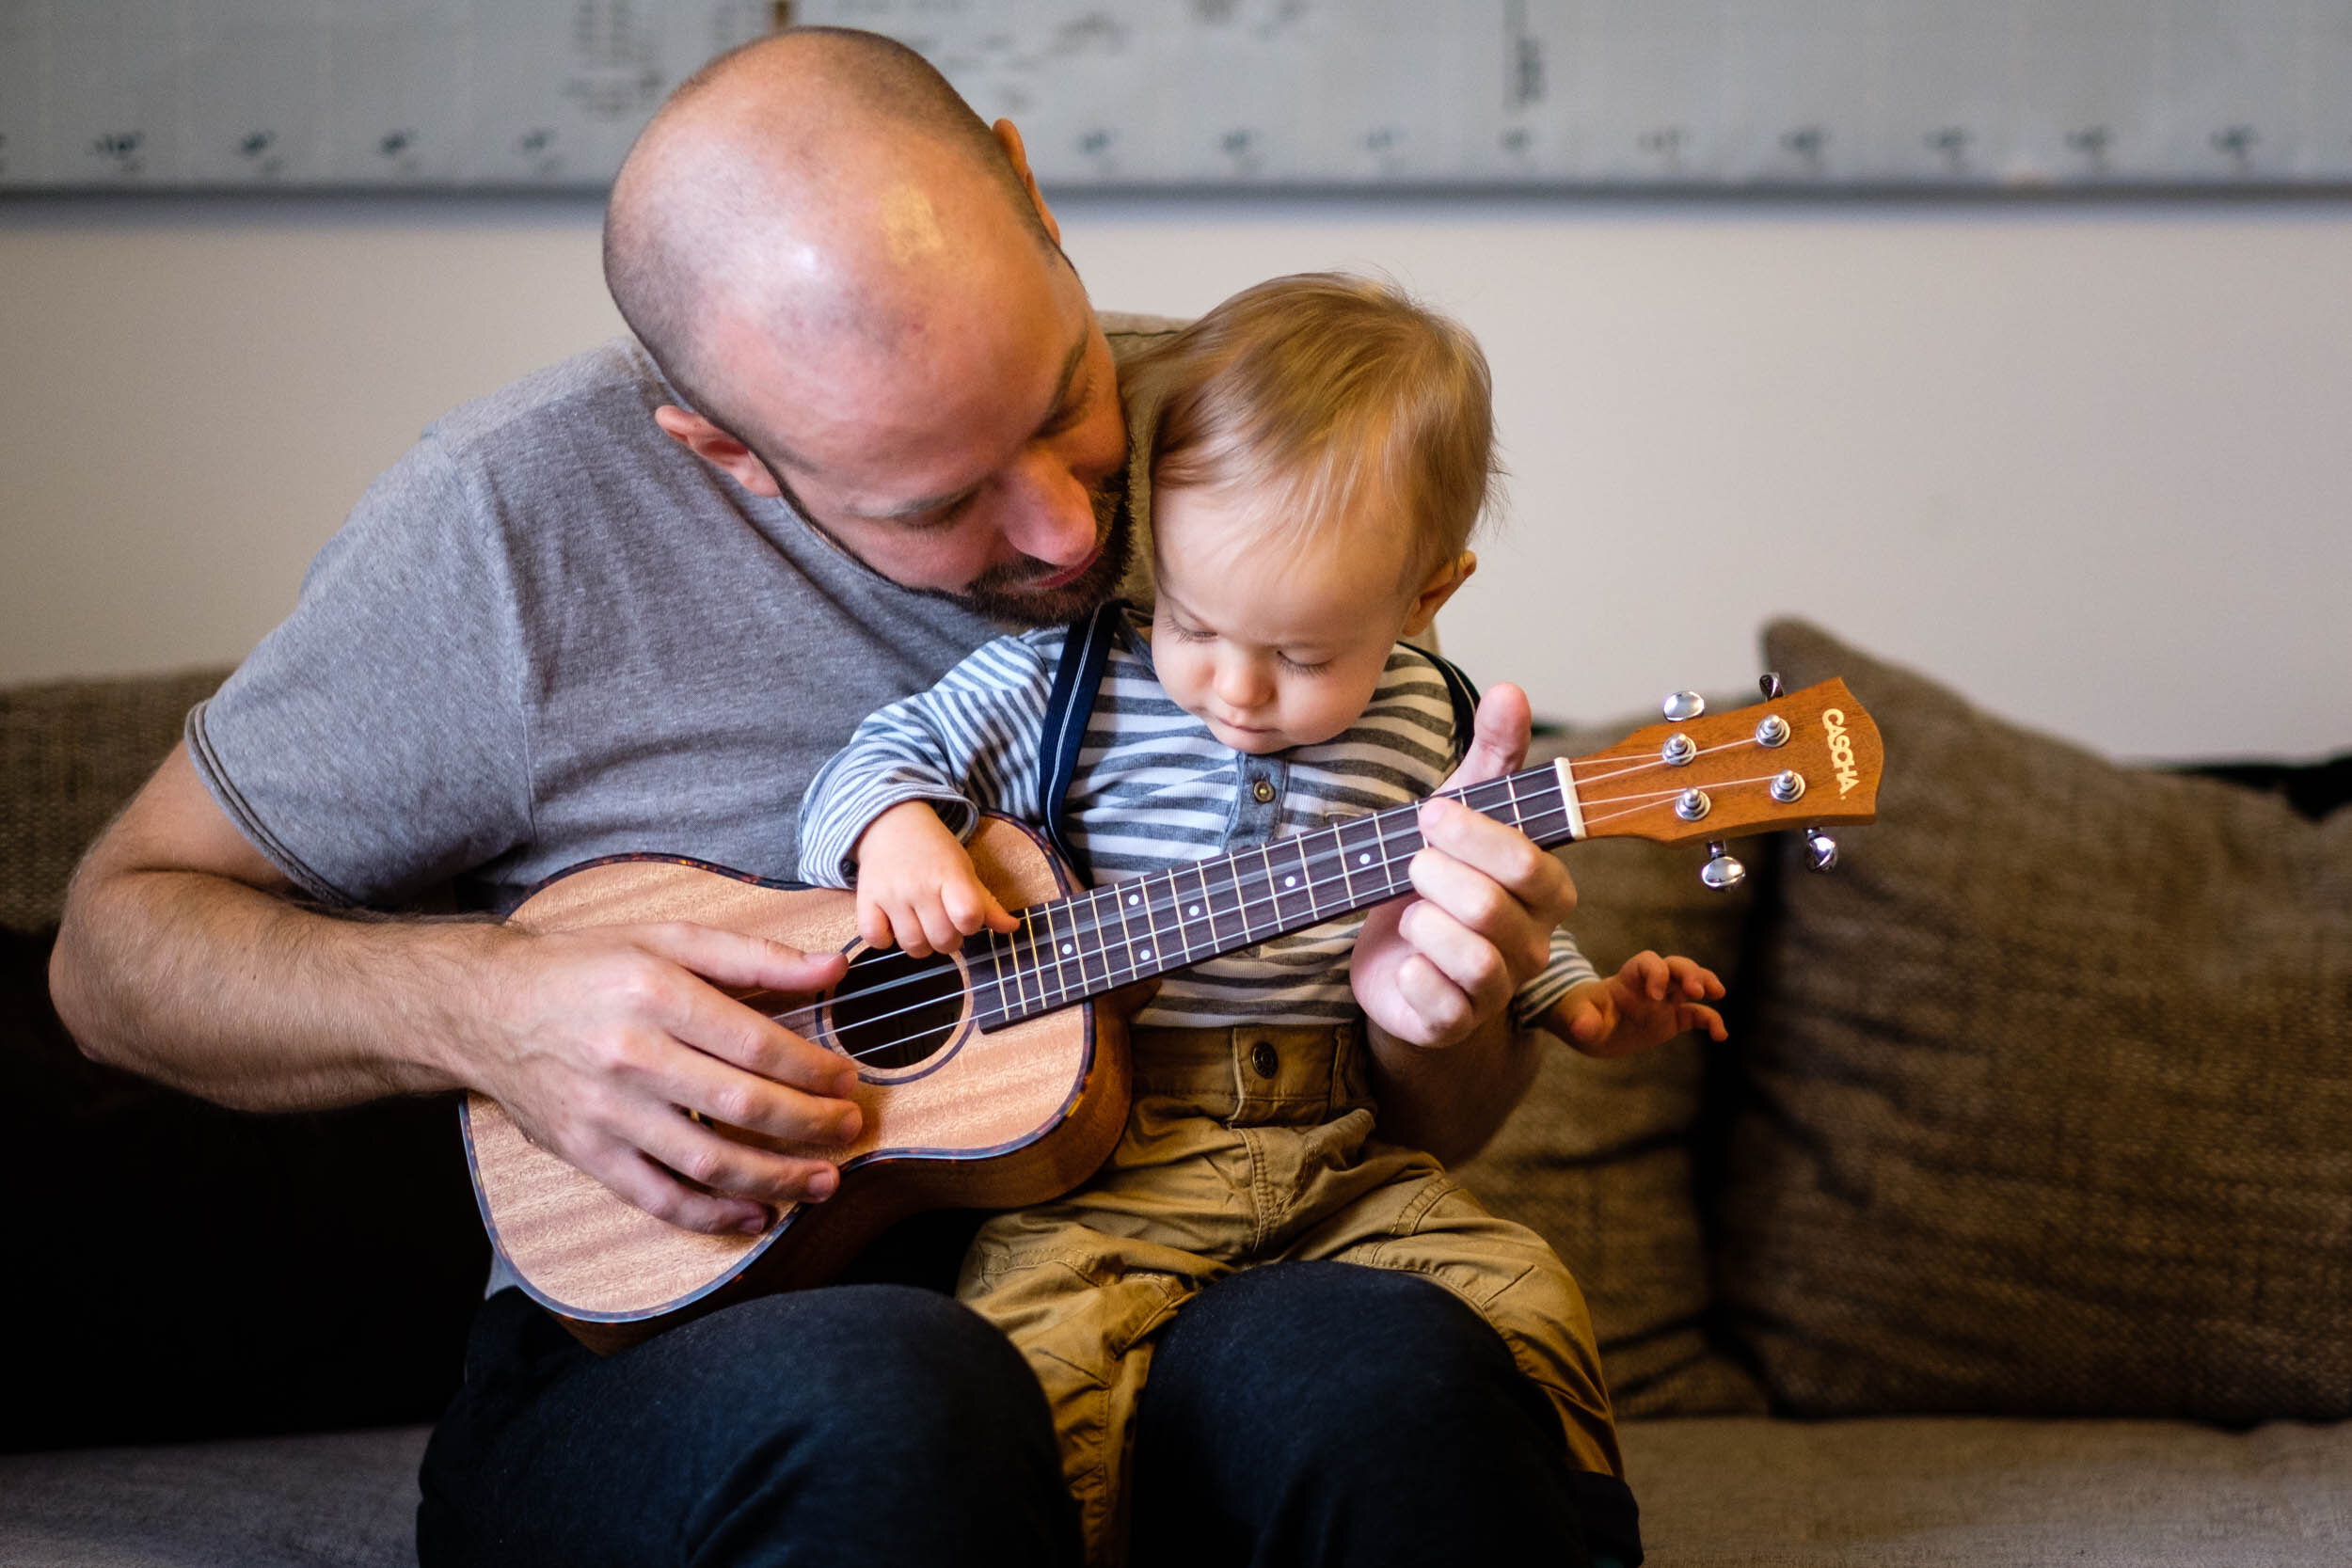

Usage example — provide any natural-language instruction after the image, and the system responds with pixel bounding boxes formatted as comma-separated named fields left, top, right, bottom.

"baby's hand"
left=850, top=802, right=1019, bottom=958
left=1543, top=951, right=1727, bottom=1058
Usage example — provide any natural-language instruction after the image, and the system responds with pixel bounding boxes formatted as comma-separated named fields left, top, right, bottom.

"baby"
left=797, top=273, right=1721, bottom=1566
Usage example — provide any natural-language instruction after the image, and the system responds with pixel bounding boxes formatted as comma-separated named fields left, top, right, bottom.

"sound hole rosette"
left=817, top=941, right=975, bottom=1083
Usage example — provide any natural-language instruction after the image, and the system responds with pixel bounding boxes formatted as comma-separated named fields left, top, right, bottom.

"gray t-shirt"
left=188, top=331, right=1163, bottom=912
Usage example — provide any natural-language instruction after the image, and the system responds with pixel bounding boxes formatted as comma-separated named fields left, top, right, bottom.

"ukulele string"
left=756, top=744, right=1778, bottom=1059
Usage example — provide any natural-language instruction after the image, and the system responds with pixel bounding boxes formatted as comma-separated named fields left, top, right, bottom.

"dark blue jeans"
left=417, top=1262, right=1640, bottom=1567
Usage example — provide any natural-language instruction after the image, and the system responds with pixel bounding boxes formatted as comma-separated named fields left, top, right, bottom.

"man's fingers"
left=624, top=920, right=846, bottom=995
left=640, top=964, right=859, bottom=1104
left=1406, top=846, right=1553, bottom=987
left=1415, top=797, right=1575, bottom=925
left=1397, top=901, right=1514, bottom=1025
left=591, top=1143, right=773, bottom=1236
left=1435, top=682, right=1533, bottom=792
left=1389, top=953, right=1477, bottom=1048
left=627, top=1102, right=844, bottom=1211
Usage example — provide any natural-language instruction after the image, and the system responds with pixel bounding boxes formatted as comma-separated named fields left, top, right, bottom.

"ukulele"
left=465, top=676, right=1882, bottom=1351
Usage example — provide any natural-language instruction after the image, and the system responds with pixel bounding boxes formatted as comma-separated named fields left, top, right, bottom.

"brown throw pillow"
left=1717, top=619, right=2352, bottom=1421
left=1457, top=719, right=1768, bottom=1418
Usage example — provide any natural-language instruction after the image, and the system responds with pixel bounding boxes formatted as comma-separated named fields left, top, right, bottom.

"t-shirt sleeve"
left=794, top=631, right=1058, bottom=887
left=185, top=435, right=532, bottom=909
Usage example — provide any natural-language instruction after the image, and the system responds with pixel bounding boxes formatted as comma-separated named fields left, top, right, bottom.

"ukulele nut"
left=1756, top=714, right=1790, bottom=747
left=1675, top=787, right=1711, bottom=821
left=1771, top=769, right=1806, bottom=803
left=1661, top=733, right=1697, bottom=767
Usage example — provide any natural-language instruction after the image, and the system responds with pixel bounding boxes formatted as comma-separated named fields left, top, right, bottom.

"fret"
left=1275, top=837, right=1319, bottom=926
left=1159, top=868, right=1200, bottom=965
left=1246, top=845, right=1283, bottom=942
left=1012, top=909, right=1042, bottom=1015
left=1033, top=898, right=1071, bottom=1006
left=1067, top=885, right=1116, bottom=998
left=1128, top=875, right=1168, bottom=975
left=1196, top=858, right=1246, bottom=954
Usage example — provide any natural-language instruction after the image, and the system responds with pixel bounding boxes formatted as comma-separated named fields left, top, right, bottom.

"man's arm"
left=51, top=743, right=862, bottom=1234
left=1351, top=682, right=1576, bottom=1164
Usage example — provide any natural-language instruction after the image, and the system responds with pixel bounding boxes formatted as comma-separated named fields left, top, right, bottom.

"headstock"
left=1565, top=674, right=1882, bottom=887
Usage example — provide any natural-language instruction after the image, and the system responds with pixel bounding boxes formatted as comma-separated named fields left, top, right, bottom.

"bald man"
left=50, top=28, right=1632, bottom=1568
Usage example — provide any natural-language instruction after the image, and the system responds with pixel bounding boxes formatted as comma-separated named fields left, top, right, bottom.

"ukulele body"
left=461, top=815, right=1130, bottom=1354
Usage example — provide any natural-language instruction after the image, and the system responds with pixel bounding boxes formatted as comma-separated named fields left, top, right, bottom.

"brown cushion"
left=1456, top=718, right=1768, bottom=1418
left=0, top=667, right=231, bottom=929
left=1717, top=619, right=2352, bottom=1420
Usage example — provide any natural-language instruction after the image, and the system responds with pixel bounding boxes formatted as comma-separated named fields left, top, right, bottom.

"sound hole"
left=825, top=946, right=968, bottom=1071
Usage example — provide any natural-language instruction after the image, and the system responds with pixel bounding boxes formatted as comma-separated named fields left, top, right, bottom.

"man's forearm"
left=1366, top=1009, right=1543, bottom=1168
left=52, top=866, right=483, bottom=1111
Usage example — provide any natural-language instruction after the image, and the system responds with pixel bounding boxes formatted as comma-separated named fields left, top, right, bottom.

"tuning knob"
left=1759, top=672, right=1785, bottom=701
left=1662, top=690, right=1706, bottom=721
left=1700, top=839, right=1746, bottom=891
left=1803, top=825, right=1839, bottom=873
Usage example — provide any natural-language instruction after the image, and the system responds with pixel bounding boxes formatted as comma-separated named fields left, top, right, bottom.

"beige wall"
left=4, top=193, right=2348, bottom=761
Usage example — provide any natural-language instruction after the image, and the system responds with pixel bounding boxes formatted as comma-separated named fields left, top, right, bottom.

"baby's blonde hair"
left=1125, top=272, right=1496, bottom=587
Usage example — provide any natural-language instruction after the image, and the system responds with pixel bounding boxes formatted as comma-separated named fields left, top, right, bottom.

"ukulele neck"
left=971, top=761, right=1580, bottom=1030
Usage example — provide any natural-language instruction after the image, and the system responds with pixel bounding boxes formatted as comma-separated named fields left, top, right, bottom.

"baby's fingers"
left=1624, top=949, right=1671, bottom=1002
left=942, top=876, right=1020, bottom=937
left=857, top=894, right=899, bottom=953
left=1682, top=1003, right=1729, bottom=1042
left=1665, top=955, right=1725, bottom=1001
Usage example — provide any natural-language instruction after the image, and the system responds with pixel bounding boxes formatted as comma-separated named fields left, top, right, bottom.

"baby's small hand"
left=851, top=802, right=1020, bottom=958
left=1544, top=951, right=1727, bottom=1058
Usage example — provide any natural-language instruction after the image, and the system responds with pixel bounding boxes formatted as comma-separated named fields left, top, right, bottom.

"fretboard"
left=971, top=759, right=1582, bottom=1031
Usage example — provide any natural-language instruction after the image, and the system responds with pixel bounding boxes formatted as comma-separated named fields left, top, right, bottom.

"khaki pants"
left=957, top=1022, right=1625, bottom=1565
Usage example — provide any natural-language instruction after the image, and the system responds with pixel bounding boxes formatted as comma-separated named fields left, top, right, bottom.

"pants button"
left=1249, top=1039, right=1280, bottom=1079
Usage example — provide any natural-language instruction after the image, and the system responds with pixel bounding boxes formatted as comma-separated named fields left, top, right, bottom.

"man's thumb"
left=1438, top=681, right=1533, bottom=790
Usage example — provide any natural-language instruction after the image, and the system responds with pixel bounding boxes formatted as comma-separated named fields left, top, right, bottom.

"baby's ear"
left=1401, top=550, right=1477, bottom=637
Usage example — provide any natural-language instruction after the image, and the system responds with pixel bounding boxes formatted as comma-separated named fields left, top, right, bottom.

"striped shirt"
left=798, top=609, right=1594, bottom=1030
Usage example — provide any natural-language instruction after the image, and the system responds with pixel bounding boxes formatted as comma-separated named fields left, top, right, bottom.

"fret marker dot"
left=1138, top=947, right=1152, bottom=960
left=1359, top=853, right=1372, bottom=864
left=1061, top=943, right=1073, bottom=956
left=1187, top=905, right=1200, bottom=916
left=1128, top=894, right=1140, bottom=906
left=1284, top=875, right=1296, bottom=888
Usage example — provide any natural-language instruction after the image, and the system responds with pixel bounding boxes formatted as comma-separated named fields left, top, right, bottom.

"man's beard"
left=951, top=481, right=1136, bottom=627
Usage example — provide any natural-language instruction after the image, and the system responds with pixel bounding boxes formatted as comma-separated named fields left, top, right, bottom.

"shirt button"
left=1250, top=1039, right=1280, bottom=1079
left=1251, top=779, right=1277, bottom=803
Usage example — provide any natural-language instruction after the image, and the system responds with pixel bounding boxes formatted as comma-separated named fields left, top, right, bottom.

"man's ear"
left=1401, top=551, right=1477, bottom=638
left=992, top=119, right=1063, bottom=247
left=653, top=405, right=783, bottom=499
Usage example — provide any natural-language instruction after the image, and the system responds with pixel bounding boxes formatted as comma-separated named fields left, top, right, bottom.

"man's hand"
left=851, top=801, right=1019, bottom=958
left=1351, top=682, right=1575, bottom=1051
left=468, top=922, right=860, bottom=1236
left=1543, top=952, right=1728, bottom=1058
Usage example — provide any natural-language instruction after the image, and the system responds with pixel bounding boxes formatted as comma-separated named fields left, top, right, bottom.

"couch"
left=4, top=620, right=2346, bottom=1566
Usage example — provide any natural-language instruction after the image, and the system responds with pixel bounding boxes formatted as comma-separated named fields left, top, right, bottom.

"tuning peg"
left=1662, top=690, right=1706, bottom=721
left=1803, top=825, right=1839, bottom=873
left=1700, top=839, right=1746, bottom=891
left=1759, top=672, right=1784, bottom=701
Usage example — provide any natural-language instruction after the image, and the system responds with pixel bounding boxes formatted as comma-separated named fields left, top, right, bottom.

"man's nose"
left=1000, top=451, right=1100, bottom=566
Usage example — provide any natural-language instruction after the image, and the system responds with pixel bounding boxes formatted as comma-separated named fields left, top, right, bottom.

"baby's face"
left=1148, top=482, right=1440, bottom=754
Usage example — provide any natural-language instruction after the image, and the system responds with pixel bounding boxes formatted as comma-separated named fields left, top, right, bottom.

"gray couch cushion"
left=1718, top=620, right=2352, bottom=1421
left=1622, top=1415, right=2352, bottom=1566
left=1455, top=719, right=1768, bottom=1418
left=0, top=1425, right=427, bottom=1568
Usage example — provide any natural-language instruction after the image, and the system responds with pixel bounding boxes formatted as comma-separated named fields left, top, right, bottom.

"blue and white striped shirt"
left=798, top=610, right=1594, bottom=1029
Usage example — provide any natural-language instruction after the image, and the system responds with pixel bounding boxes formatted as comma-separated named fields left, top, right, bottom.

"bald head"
left=605, top=27, right=1063, bottom=444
